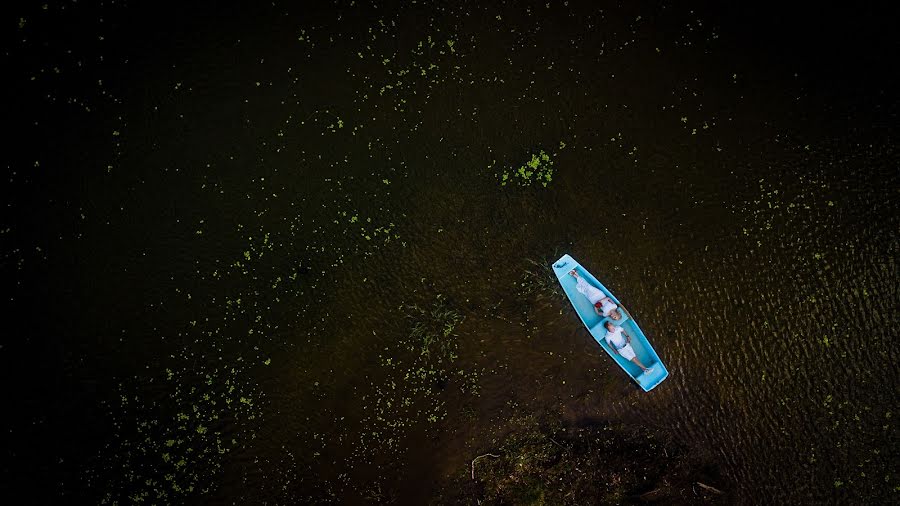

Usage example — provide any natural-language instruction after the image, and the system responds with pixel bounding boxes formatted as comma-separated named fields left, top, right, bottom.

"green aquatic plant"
left=497, top=149, right=556, bottom=188
left=519, top=258, right=566, bottom=302
left=406, top=295, right=463, bottom=360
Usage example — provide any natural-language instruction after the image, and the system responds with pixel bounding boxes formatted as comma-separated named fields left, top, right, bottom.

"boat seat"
left=590, top=318, right=610, bottom=334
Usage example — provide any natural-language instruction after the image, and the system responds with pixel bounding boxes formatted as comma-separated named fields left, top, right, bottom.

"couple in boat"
left=569, top=270, right=653, bottom=374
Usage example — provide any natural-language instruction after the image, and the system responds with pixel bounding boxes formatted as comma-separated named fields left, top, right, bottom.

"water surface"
left=3, top=1, right=897, bottom=504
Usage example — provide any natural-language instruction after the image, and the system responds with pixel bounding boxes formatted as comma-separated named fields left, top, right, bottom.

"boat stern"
left=637, top=364, right=669, bottom=391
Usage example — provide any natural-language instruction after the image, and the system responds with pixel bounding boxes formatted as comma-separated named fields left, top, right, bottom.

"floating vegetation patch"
left=492, top=147, right=558, bottom=188
left=90, top=362, right=263, bottom=503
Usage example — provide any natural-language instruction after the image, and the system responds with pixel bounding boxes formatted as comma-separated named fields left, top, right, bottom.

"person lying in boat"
left=604, top=321, right=653, bottom=374
left=568, top=270, right=626, bottom=320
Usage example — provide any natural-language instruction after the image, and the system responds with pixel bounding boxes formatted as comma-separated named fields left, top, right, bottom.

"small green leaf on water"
left=264, top=358, right=271, bottom=366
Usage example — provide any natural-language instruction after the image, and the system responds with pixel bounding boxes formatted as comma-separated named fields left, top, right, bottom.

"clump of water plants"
left=518, top=257, right=566, bottom=302
left=496, top=149, right=555, bottom=188
left=406, top=294, right=463, bottom=361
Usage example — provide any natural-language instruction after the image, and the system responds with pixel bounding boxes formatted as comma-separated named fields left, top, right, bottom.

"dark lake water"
left=3, top=1, right=898, bottom=504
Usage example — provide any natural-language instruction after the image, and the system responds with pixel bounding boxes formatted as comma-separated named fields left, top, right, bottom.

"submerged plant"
left=519, top=258, right=566, bottom=302
left=406, top=295, right=463, bottom=360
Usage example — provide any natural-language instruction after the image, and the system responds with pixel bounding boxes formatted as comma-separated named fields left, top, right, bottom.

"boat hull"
left=552, top=254, right=669, bottom=391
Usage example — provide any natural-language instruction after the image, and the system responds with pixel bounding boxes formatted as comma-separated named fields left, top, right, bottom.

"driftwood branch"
left=638, top=488, right=662, bottom=501
left=471, top=453, right=500, bottom=480
left=696, top=482, right=724, bottom=494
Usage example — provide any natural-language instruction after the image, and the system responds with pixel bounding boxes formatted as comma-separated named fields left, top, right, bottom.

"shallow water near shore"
left=3, top=1, right=898, bottom=504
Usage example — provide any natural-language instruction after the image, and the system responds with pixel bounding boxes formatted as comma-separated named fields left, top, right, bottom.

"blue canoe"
left=552, top=254, right=669, bottom=391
